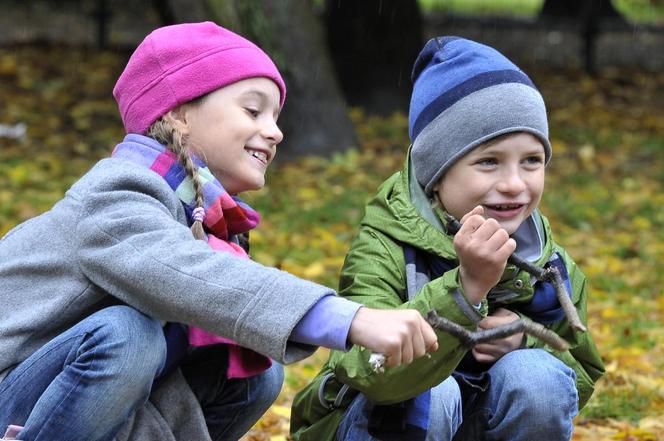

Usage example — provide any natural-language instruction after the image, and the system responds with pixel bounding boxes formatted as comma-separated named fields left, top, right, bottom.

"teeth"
left=249, top=150, right=267, bottom=162
left=491, top=204, right=521, bottom=210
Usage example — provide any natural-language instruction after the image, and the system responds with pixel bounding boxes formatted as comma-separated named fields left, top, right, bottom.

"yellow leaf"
left=270, top=405, right=291, bottom=418
left=302, top=262, right=325, bottom=279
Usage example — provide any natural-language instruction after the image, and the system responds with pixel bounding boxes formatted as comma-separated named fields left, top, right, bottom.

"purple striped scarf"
left=112, top=134, right=271, bottom=378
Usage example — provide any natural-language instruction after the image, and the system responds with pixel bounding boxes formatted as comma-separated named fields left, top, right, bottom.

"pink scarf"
left=113, top=135, right=271, bottom=379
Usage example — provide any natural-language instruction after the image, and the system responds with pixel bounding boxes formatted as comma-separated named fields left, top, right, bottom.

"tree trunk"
left=540, top=0, right=622, bottom=18
left=324, top=0, right=424, bottom=114
left=158, top=0, right=356, bottom=158
left=539, top=0, right=627, bottom=74
left=256, top=0, right=356, bottom=158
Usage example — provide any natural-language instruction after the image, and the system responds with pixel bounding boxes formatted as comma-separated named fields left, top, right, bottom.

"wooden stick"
left=367, top=213, right=584, bottom=373
left=426, top=310, right=570, bottom=351
left=443, top=213, right=586, bottom=332
left=368, top=310, right=570, bottom=373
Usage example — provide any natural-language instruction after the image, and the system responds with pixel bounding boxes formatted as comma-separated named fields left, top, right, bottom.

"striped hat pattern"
left=409, top=37, right=552, bottom=195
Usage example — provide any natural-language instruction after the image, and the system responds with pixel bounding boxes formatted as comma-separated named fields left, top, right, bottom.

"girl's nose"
left=263, top=119, right=283, bottom=145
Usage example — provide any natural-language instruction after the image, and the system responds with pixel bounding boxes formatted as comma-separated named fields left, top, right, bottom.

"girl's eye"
left=245, top=108, right=260, bottom=118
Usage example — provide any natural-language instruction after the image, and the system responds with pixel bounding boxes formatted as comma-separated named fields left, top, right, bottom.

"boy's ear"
left=165, top=106, right=190, bottom=135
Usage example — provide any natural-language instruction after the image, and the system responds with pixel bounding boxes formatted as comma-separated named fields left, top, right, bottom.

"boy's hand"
left=348, top=308, right=438, bottom=367
left=472, top=308, right=524, bottom=363
left=454, top=206, right=516, bottom=304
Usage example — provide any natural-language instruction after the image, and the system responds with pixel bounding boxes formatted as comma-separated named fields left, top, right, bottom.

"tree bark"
left=540, top=0, right=622, bottom=18
left=324, top=0, right=424, bottom=115
left=158, top=0, right=356, bottom=158
left=539, top=0, right=627, bottom=74
left=256, top=0, right=356, bottom=158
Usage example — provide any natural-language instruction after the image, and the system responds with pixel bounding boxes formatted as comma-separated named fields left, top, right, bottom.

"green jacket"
left=291, top=158, right=605, bottom=441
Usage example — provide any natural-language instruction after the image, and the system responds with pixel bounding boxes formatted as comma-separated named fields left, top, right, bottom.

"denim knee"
left=247, top=362, right=284, bottom=412
left=489, top=349, right=578, bottom=434
left=84, top=306, right=167, bottom=387
left=429, top=376, right=463, bottom=440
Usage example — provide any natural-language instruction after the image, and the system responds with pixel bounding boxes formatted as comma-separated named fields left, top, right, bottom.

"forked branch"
left=426, top=310, right=570, bottom=351
left=443, top=213, right=586, bottom=332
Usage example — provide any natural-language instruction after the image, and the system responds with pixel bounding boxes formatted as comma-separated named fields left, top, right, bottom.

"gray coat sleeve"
left=73, top=159, right=333, bottom=363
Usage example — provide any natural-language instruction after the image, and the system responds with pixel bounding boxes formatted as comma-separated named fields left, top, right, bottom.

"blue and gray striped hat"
left=409, top=37, right=552, bottom=195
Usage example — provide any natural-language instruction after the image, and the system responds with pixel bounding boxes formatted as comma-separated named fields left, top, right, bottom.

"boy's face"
left=434, top=132, right=546, bottom=235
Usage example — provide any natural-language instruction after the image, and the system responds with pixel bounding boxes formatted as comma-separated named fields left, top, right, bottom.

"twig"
left=426, top=310, right=570, bottom=351
left=367, top=310, right=570, bottom=374
left=443, top=213, right=586, bottom=332
left=368, top=213, right=586, bottom=373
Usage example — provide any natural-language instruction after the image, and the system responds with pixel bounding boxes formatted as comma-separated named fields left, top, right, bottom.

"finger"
left=457, top=214, right=485, bottom=237
left=477, top=316, right=501, bottom=329
left=460, top=205, right=484, bottom=223
left=497, top=237, right=517, bottom=256
left=421, top=320, right=439, bottom=353
left=472, top=347, right=498, bottom=363
left=491, top=307, right=516, bottom=318
left=484, top=226, right=511, bottom=252
left=411, top=325, right=428, bottom=360
left=384, top=343, right=402, bottom=368
left=400, top=334, right=414, bottom=365
left=478, top=313, right=516, bottom=329
left=470, top=217, right=503, bottom=242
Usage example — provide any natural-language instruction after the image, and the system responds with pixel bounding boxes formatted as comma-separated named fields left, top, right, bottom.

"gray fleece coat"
left=0, top=157, right=334, bottom=440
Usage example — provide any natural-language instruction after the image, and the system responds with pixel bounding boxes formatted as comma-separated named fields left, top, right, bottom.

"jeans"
left=337, top=349, right=578, bottom=441
left=181, top=345, right=284, bottom=441
left=0, top=306, right=284, bottom=441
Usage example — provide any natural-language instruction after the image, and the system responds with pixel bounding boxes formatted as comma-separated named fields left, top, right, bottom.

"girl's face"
left=434, top=132, right=546, bottom=235
left=179, top=77, right=283, bottom=195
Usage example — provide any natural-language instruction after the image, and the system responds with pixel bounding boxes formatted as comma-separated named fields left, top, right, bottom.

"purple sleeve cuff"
left=289, top=295, right=361, bottom=351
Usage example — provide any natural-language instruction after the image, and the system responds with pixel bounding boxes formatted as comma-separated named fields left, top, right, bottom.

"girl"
left=0, top=22, right=437, bottom=441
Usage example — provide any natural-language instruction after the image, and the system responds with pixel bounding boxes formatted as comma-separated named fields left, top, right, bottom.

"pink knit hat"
left=113, top=21, right=287, bottom=134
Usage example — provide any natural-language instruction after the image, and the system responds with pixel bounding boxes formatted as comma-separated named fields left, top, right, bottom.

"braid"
left=147, top=116, right=207, bottom=241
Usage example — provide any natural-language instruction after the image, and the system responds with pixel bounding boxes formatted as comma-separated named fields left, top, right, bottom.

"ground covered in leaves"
left=0, top=45, right=662, bottom=440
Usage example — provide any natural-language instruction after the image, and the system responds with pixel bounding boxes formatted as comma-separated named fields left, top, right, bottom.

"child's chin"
left=499, top=220, right=524, bottom=235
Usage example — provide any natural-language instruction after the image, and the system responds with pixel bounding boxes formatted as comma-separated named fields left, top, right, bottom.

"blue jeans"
left=0, top=306, right=283, bottom=441
left=337, top=349, right=578, bottom=441
left=180, top=345, right=284, bottom=441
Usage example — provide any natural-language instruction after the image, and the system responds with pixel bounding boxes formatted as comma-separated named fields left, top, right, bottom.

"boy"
left=290, top=37, right=604, bottom=441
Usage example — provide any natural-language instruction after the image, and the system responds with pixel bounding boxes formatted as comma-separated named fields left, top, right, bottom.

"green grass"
left=581, top=384, right=653, bottom=422
left=418, top=0, right=664, bottom=23
left=419, top=0, right=543, bottom=17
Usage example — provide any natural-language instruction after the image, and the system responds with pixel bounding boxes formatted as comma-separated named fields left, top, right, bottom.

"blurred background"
left=0, top=1, right=662, bottom=439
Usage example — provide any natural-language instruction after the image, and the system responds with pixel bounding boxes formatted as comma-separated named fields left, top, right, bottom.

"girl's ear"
left=165, top=106, right=190, bottom=136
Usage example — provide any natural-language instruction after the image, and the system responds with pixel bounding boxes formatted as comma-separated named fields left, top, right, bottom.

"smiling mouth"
left=246, top=148, right=268, bottom=164
left=485, top=203, right=525, bottom=211
left=485, top=204, right=527, bottom=214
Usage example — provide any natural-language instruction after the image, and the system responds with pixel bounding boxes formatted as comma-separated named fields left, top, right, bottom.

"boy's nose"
left=496, top=170, right=527, bottom=194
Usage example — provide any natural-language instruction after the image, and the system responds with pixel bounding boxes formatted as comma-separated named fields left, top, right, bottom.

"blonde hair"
left=147, top=115, right=206, bottom=241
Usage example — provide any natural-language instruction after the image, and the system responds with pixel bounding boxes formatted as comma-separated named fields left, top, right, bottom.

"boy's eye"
left=523, top=156, right=544, bottom=165
left=245, top=108, right=260, bottom=118
left=476, top=158, right=497, bottom=166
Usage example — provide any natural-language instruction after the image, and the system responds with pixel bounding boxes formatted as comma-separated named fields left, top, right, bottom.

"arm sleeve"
left=73, top=162, right=337, bottom=364
left=328, top=226, right=487, bottom=405
left=289, top=295, right=361, bottom=351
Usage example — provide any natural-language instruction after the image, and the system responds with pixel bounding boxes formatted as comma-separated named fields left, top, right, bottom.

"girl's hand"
left=472, top=308, right=524, bottom=363
left=348, top=307, right=438, bottom=367
left=454, top=206, right=516, bottom=304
